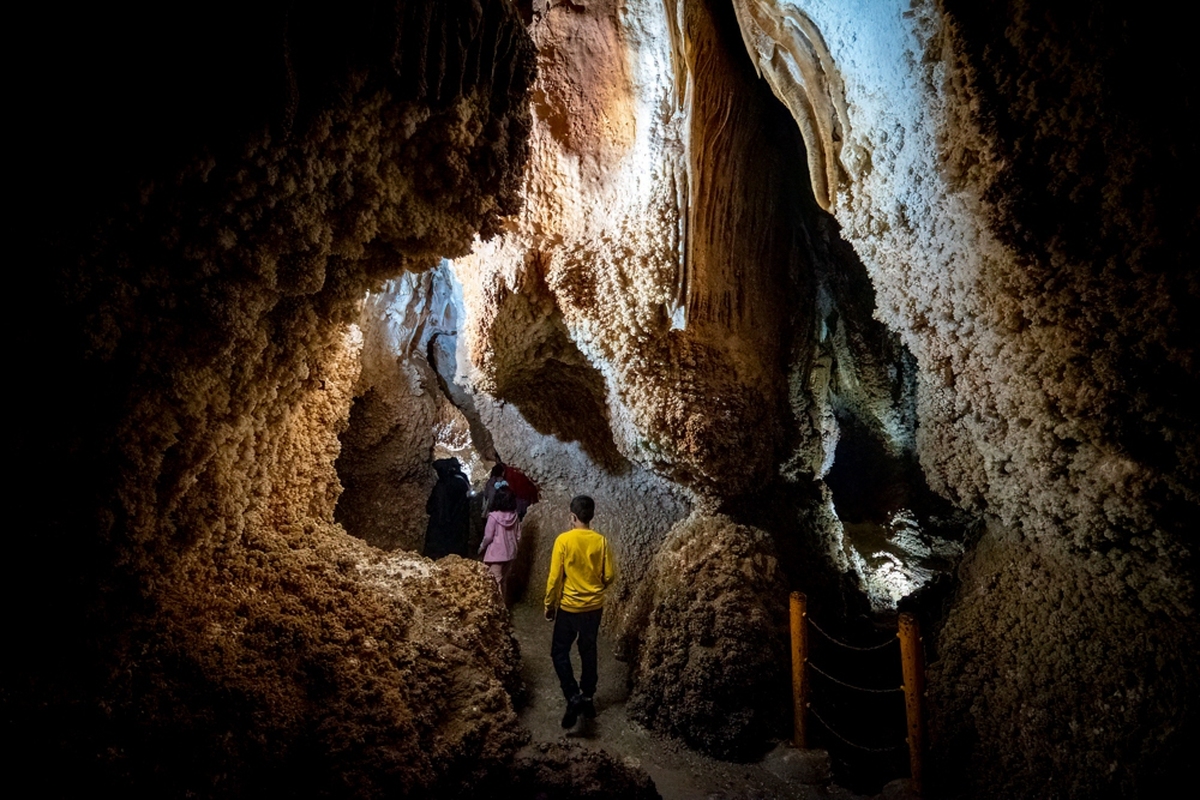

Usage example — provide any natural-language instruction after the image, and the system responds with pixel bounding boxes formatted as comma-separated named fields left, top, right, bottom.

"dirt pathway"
left=508, top=602, right=871, bottom=800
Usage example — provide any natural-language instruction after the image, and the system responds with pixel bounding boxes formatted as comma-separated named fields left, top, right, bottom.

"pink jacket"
left=480, top=510, right=521, bottom=563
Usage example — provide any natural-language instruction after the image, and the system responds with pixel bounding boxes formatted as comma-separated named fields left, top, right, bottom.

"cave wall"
left=334, top=268, right=487, bottom=552
left=734, top=1, right=1198, bottom=796
left=14, top=0, right=1195, bottom=795
left=431, top=0, right=958, bottom=761
left=11, top=2, right=539, bottom=795
left=458, top=0, right=818, bottom=503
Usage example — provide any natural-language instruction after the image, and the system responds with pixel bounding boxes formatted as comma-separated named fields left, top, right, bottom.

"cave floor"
left=509, top=602, right=869, bottom=800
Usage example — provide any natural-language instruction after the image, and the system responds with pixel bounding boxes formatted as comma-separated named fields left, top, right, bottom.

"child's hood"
left=491, top=510, right=520, bottom=528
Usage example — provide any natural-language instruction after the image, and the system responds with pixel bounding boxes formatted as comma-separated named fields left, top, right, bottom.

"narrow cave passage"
left=17, top=1, right=1195, bottom=798
left=323, top=1, right=976, bottom=793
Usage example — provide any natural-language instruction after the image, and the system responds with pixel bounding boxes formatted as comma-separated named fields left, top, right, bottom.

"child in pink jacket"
left=479, top=486, right=521, bottom=601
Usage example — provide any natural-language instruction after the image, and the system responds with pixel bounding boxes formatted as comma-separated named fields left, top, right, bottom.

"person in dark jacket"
left=481, top=462, right=508, bottom=517
left=423, top=458, right=470, bottom=559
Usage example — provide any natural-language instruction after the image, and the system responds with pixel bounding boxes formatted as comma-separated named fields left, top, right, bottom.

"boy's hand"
left=544, top=607, right=556, bottom=621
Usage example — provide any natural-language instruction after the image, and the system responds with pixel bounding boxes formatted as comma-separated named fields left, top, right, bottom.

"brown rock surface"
left=737, top=1, right=1198, bottom=795
left=626, top=514, right=791, bottom=759
left=480, top=742, right=662, bottom=800
left=9, top=1, right=1197, bottom=797
left=12, top=1, right=537, bottom=795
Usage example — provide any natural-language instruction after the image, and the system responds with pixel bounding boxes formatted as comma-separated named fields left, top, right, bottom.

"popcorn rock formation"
left=10, top=1, right=1197, bottom=798
left=14, top=2, right=537, bottom=795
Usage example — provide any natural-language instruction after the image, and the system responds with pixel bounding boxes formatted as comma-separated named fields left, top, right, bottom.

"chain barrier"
left=791, top=592, right=922, bottom=790
left=806, top=616, right=897, bottom=651
left=807, top=704, right=908, bottom=754
left=807, top=659, right=903, bottom=694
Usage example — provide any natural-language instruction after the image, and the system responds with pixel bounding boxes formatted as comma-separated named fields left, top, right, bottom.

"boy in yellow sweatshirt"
left=544, top=495, right=616, bottom=728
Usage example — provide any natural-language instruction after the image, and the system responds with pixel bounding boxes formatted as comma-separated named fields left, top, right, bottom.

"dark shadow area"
left=505, top=352, right=629, bottom=474
left=724, top=465, right=974, bottom=795
left=824, top=413, right=912, bottom=524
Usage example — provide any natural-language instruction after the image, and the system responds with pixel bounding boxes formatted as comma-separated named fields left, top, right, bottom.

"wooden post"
left=790, top=591, right=808, bottom=748
left=898, top=612, right=925, bottom=795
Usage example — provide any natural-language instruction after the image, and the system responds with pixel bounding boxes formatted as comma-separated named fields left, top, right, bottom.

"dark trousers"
left=551, top=607, right=602, bottom=701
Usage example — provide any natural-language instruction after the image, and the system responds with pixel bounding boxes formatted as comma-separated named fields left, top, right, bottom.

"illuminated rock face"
left=447, top=0, right=930, bottom=621
left=13, top=1, right=1196, bottom=797
left=404, top=0, right=1192, bottom=792
left=335, top=267, right=490, bottom=552
left=459, top=0, right=812, bottom=501
left=733, top=1, right=1198, bottom=796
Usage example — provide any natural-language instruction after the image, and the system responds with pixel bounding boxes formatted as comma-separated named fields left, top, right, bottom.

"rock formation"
left=733, top=1, right=1198, bottom=796
left=626, top=514, right=791, bottom=759
left=10, top=1, right=1196, bottom=798
left=13, top=2, right=540, bottom=796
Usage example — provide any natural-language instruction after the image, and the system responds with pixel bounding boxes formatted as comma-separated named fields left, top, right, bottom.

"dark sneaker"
left=561, top=694, right=583, bottom=728
left=581, top=696, right=596, bottom=719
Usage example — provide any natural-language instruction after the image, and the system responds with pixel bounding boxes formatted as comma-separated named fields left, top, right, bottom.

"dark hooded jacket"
left=423, top=458, right=470, bottom=559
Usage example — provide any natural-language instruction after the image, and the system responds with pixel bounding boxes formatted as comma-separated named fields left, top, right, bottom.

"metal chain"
left=807, top=616, right=897, bottom=651
left=807, top=704, right=907, bottom=753
left=807, top=659, right=903, bottom=694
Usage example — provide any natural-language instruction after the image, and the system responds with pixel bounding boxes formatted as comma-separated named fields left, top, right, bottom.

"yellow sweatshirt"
left=544, top=528, right=616, bottom=613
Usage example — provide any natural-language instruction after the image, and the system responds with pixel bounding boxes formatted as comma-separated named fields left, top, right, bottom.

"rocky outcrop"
left=335, top=268, right=488, bottom=551
left=626, top=514, right=790, bottom=759
left=457, top=0, right=816, bottom=502
left=14, top=1, right=1195, bottom=796
left=431, top=0, right=954, bottom=762
left=11, top=1, right=537, bottom=795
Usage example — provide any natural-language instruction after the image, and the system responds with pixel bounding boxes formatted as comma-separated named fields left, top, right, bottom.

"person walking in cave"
left=478, top=486, right=521, bottom=602
left=423, top=457, right=470, bottom=559
left=544, top=495, right=616, bottom=728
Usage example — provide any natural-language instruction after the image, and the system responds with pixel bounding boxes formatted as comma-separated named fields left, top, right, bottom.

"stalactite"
left=730, top=0, right=850, bottom=210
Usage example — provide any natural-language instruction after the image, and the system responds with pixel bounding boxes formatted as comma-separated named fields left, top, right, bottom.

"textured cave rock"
left=336, top=256, right=693, bottom=619
left=11, top=1, right=1196, bottom=796
left=476, top=742, right=661, bottom=800
left=735, top=1, right=1198, bottom=796
left=12, top=1, right=538, bottom=795
left=625, top=514, right=790, bottom=759
left=335, top=268, right=491, bottom=552
left=458, top=0, right=817, bottom=501
left=929, top=521, right=1196, bottom=798
left=441, top=0, right=953, bottom=760
left=467, top=382, right=693, bottom=621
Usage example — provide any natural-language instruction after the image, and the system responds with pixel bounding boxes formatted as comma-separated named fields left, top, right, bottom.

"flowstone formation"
left=460, top=0, right=814, bottom=502
left=733, top=1, right=1198, bottom=796
left=403, top=0, right=961, bottom=762
left=12, top=2, right=542, bottom=796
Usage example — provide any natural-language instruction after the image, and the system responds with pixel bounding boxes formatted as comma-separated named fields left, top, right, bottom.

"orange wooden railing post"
left=790, top=591, right=808, bottom=748
left=898, top=612, right=925, bottom=795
